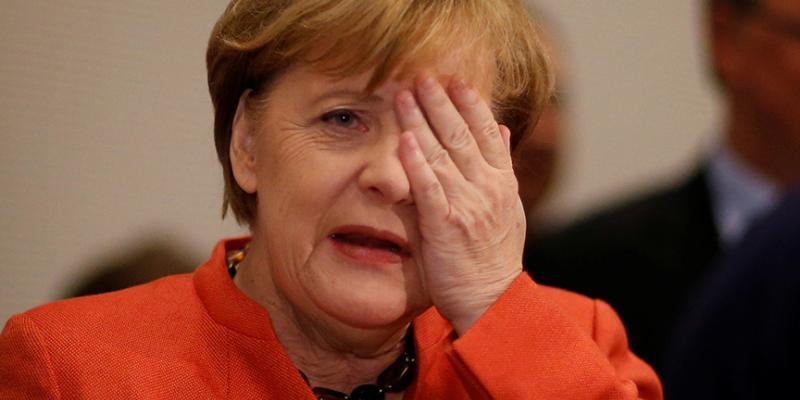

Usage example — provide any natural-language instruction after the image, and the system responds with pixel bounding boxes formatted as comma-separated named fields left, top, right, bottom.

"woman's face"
left=234, top=57, right=491, bottom=330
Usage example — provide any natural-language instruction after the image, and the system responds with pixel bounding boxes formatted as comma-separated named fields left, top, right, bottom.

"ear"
left=230, top=91, right=258, bottom=194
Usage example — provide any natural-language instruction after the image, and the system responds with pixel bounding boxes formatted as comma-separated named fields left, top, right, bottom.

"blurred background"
left=0, top=1, right=720, bottom=323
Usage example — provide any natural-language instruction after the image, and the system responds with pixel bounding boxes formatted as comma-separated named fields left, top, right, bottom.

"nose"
left=357, top=135, right=412, bottom=206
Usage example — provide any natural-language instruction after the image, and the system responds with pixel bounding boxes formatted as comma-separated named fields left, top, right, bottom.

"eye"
left=320, top=109, right=367, bottom=133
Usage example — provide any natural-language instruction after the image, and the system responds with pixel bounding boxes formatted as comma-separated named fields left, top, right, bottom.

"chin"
left=306, top=274, right=421, bottom=329
left=326, top=302, right=411, bottom=330
left=297, top=247, right=428, bottom=330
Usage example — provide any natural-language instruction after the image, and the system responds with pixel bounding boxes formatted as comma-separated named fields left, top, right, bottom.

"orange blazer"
left=0, top=238, right=662, bottom=399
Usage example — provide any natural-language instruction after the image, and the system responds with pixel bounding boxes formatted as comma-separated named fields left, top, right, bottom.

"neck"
left=232, top=238, right=410, bottom=394
left=727, top=103, right=800, bottom=189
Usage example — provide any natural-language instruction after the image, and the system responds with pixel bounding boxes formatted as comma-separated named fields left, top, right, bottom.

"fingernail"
left=450, top=78, right=467, bottom=93
left=451, top=79, right=477, bottom=103
left=419, top=74, right=437, bottom=92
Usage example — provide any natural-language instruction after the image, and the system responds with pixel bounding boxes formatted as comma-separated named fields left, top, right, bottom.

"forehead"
left=389, top=48, right=495, bottom=96
left=295, top=47, right=495, bottom=102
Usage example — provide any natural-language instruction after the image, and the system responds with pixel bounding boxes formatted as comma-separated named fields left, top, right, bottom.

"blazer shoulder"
left=0, top=273, right=232, bottom=398
left=18, top=274, right=197, bottom=341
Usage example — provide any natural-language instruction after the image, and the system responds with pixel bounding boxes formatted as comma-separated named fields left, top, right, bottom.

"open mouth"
left=328, top=226, right=410, bottom=264
left=331, top=233, right=405, bottom=254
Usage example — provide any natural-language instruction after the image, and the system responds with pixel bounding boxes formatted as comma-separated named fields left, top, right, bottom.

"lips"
left=329, top=225, right=410, bottom=265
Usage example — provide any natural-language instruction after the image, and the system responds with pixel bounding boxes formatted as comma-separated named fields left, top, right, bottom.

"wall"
left=0, top=1, right=721, bottom=323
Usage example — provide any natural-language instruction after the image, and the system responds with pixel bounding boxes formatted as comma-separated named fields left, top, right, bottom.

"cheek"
left=254, top=139, right=358, bottom=287
left=254, top=134, right=362, bottom=231
left=259, top=133, right=327, bottom=194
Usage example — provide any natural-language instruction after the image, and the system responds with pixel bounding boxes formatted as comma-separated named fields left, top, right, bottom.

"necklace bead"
left=303, top=333, right=415, bottom=400
left=312, top=386, right=354, bottom=400
left=350, top=384, right=385, bottom=400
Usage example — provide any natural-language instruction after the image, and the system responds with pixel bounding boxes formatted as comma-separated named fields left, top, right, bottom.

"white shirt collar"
left=707, top=143, right=780, bottom=249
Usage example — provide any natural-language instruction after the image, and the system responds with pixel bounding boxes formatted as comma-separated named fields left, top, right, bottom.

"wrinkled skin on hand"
left=396, top=74, right=526, bottom=335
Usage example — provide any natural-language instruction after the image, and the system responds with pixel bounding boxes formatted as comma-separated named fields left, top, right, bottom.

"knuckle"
left=445, top=124, right=473, bottom=150
left=448, top=211, right=474, bottom=234
left=421, top=179, right=443, bottom=197
left=448, top=204, right=492, bottom=233
left=477, top=120, right=499, bottom=140
left=480, top=183, right=503, bottom=203
left=503, top=172, right=520, bottom=193
left=472, top=213, right=490, bottom=231
left=426, top=146, right=451, bottom=169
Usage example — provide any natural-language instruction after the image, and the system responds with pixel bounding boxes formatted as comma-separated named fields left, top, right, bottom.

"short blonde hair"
left=207, top=0, right=554, bottom=225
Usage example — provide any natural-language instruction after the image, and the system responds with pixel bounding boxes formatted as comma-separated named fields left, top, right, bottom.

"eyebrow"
left=310, top=89, right=385, bottom=108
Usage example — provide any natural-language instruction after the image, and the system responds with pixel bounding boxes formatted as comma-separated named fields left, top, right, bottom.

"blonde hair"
left=207, top=0, right=554, bottom=225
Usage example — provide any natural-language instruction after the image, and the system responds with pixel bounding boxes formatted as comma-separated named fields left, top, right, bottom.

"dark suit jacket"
left=663, top=188, right=800, bottom=399
left=524, top=166, right=720, bottom=374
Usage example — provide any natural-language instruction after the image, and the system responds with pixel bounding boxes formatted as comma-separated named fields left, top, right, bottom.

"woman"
left=0, top=1, right=662, bottom=399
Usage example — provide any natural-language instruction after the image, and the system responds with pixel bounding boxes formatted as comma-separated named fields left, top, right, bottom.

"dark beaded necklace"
left=299, top=332, right=416, bottom=400
left=226, top=246, right=417, bottom=400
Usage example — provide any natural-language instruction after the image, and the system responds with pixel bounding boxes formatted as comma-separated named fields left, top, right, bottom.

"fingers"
left=395, top=89, right=464, bottom=189
left=413, top=75, right=486, bottom=179
left=394, top=73, right=512, bottom=202
left=498, top=124, right=511, bottom=153
left=447, top=79, right=512, bottom=170
left=398, top=131, right=450, bottom=222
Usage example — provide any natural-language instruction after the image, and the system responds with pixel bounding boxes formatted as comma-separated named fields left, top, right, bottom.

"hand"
left=396, top=74, right=526, bottom=335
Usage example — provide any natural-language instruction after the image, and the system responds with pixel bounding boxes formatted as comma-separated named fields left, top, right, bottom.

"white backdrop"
left=0, top=1, right=721, bottom=323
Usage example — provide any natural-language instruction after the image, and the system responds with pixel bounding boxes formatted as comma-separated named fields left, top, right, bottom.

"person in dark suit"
left=524, top=0, right=800, bottom=377
left=663, top=188, right=800, bottom=399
